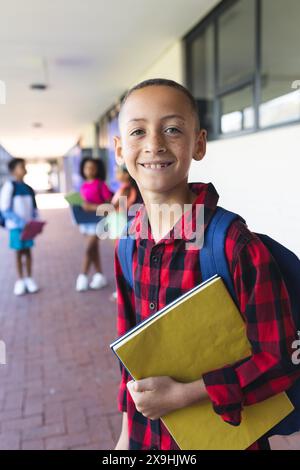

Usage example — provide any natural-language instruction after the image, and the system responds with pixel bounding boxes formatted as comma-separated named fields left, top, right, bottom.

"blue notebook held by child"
left=71, top=205, right=103, bottom=224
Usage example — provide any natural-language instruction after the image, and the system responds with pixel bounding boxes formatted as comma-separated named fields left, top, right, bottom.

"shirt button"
left=149, top=302, right=156, bottom=310
left=151, top=255, right=158, bottom=263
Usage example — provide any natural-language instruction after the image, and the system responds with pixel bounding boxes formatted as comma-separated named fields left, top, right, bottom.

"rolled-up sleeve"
left=114, top=240, right=136, bottom=412
left=202, top=221, right=300, bottom=426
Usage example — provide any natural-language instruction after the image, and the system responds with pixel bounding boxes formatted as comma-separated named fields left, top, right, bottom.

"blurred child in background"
left=76, top=157, right=113, bottom=292
left=106, top=164, right=141, bottom=239
left=0, top=158, right=40, bottom=296
left=104, top=164, right=142, bottom=300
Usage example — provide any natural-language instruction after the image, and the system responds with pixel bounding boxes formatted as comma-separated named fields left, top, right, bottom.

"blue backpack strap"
left=116, top=219, right=135, bottom=378
left=11, top=180, right=16, bottom=196
left=117, top=218, right=135, bottom=290
left=199, top=206, right=245, bottom=303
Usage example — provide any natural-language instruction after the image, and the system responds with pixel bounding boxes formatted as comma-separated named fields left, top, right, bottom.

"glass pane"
left=218, top=0, right=255, bottom=89
left=220, top=86, right=254, bottom=134
left=260, top=0, right=300, bottom=127
left=190, top=25, right=214, bottom=137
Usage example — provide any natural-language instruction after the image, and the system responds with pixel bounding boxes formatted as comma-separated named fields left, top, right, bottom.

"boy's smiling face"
left=114, top=85, right=207, bottom=196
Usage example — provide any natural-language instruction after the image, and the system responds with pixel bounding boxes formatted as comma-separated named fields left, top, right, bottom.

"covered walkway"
left=0, top=195, right=121, bottom=449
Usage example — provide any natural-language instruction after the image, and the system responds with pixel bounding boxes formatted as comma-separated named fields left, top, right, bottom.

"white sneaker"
left=110, top=290, right=117, bottom=301
left=24, top=277, right=39, bottom=294
left=14, top=279, right=26, bottom=296
left=76, top=274, right=89, bottom=292
left=89, top=273, right=108, bottom=290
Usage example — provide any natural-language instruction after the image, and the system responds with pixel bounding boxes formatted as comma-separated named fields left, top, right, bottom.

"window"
left=185, top=0, right=300, bottom=140
left=260, top=0, right=300, bottom=127
left=218, top=0, right=255, bottom=89
left=220, top=85, right=254, bottom=134
left=189, top=25, right=214, bottom=135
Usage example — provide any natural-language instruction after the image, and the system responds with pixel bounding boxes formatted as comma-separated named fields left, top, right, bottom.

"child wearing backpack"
left=112, top=78, right=300, bottom=450
left=0, top=158, right=40, bottom=296
left=104, top=164, right=142, bottom=301
left=75, top=157, right=113, bottom=292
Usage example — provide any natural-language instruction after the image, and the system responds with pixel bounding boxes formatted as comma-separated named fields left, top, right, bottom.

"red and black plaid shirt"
left=114, top=182, right=299, bottom=450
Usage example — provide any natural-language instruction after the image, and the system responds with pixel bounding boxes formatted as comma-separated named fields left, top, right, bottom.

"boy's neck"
left=140, top=181, right=197, bottom=244
left=13, top=176, right=24, bottom=182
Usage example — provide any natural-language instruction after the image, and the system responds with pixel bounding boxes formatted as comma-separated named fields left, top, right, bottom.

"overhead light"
left=30, top=83, right=48, bottom=91
left=32, top=122, right=43, bottom=128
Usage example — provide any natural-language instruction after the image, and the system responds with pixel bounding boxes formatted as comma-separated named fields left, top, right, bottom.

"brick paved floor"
left=0, top=198, right=122, bottom=450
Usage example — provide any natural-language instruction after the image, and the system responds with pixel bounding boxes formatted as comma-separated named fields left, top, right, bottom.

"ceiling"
left=0, top=0, right=218, bottom=158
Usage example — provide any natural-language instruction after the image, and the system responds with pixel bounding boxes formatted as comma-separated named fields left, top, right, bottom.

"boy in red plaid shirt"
left=112, top=78, right=300, bottom=450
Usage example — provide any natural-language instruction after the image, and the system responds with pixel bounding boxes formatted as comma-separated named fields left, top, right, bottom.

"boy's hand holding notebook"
left=110, top=275, right=294, bottom=450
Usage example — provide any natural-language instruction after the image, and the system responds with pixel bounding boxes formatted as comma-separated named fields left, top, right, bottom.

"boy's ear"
left=114, top=135, right=124, bottom=166
left=193, top=129, right=207, bottom=162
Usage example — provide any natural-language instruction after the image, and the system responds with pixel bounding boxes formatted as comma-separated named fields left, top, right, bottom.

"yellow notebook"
left=110, top=275, right=293, bottom=450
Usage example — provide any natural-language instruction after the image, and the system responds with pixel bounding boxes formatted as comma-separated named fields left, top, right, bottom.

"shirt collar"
left=128, top=182, right=219, bottom=244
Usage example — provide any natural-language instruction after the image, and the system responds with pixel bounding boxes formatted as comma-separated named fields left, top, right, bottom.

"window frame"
left=184, top=0, right=300, bottom=140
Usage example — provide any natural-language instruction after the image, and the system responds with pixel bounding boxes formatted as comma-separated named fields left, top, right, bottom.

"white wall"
left=189, top=124, right=300, bottom=257
left=133, top=40, right=184, bottom=85
left=79, top=123, right=96, bottom=149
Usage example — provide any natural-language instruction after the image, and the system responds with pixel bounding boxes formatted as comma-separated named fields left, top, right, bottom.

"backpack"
left=0, top=181, right=16, bottom=228
left=0, top=211, right=5, bottom=227
left=117, top=206, right=300, bottom=437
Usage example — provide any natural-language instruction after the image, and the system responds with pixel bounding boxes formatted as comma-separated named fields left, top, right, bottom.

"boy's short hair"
left=79, top=157, right=106, bottom=181
left=119, top=78, right=200, bottom=130
left=8, top=158, right=25, bottom=173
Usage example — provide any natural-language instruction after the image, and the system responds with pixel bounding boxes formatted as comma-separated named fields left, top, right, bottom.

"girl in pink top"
left=110, top=166, right=139, bottom=211
left=80, top=177, right=112, bottom=205
left=76, top=157, right=113, bottom=292
left=105, top=164, right=141, bottom=301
